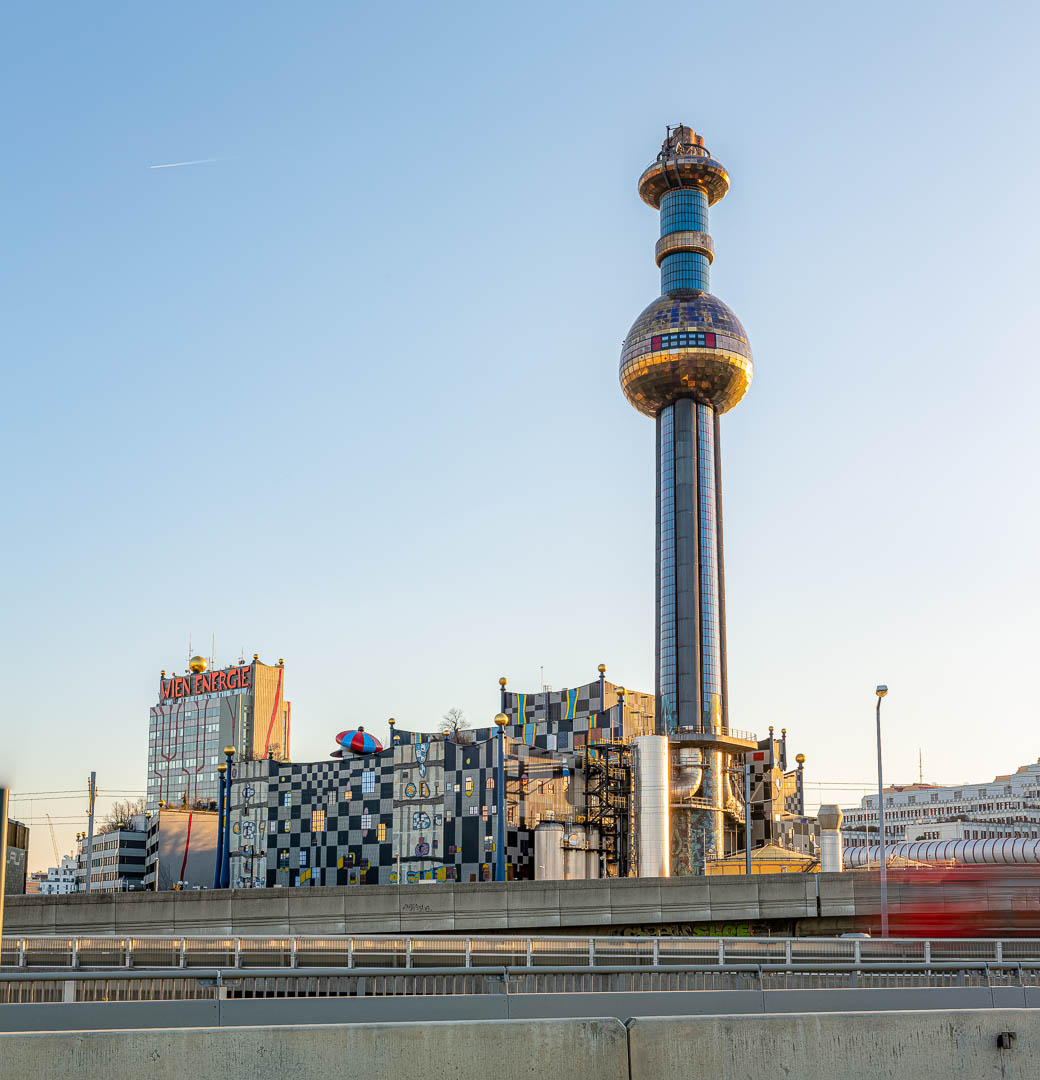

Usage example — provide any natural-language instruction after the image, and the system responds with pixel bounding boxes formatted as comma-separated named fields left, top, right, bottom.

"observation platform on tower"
left=669, top=728, right=759, bottom=753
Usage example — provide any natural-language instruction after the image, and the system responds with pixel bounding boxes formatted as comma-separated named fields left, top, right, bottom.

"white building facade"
left=842, top=758, right=1040, bottom=847
left=37, top=854, right=79, bottom=895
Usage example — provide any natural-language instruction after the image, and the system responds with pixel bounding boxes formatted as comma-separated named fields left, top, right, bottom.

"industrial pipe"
left=843, top=837, right=1040, bottom=867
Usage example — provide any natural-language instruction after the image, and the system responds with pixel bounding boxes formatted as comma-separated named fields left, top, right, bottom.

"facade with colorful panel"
left=147, top=656, right=291, bottom=811
left=226, top=725, right=586, bottom=887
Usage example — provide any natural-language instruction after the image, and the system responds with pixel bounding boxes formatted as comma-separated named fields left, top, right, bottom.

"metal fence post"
left=923, top=941, right=931, bottom=966
left=71, top=938, right=79, bottom=970
left=179, top=938, right=186, bottom=969
left=290, top=938, right=297, bottom=969
left=995, top=941, right=1003, bottom=963
left=125, top=939, right=132, bottom=969
left=589, top=939, right=595, bottom=967
left=526, top=938, right=532, bottom=968
left=234, top=938, right=241, bottom=968
left=347, top=938, right=354, bottom=969
left=652, top=939, right=659, bottom=968
left=717, top=939, right=725, bottom=966
left=406, top=938, right=412, bottom=969
left=784, top=940, right=792, bottom=967
left=465, top=939, right=471, bottom=968
left=18, top=939, right=25, bottom=969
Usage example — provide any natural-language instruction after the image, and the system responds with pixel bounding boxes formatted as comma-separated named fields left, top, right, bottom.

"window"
left=362, top=771, right=375, bottom=794
left=908, top=795, right=916, bottom=804
left=277, top=850, right=290, bottom=869
left=465, top=778, right=474, bottom=796
left=361, top=812, right=372, bottom=830
left=486, top=777, right=495, bottom=789
left=377, top=822, right=387, bottom=842
left=930, top=792, right=939, bottom=803
left=298, top=849, right=308, bottom=868
left=282, top=792, right=292, bottom=807
left=311, top=810, right=326, bottom=833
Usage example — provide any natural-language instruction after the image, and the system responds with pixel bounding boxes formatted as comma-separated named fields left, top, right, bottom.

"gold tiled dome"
left=619, top=292, right=752, bottom=417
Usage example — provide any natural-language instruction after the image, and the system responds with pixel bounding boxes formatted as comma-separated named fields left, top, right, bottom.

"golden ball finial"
left=616, top=686, right=626, bottom=697
left=494, top=713, right=508, bottom=728
left=189, top=655, right=207, bottom=673
left=217, top=763, right=227, bottom=774
left=161, top=669, right=166, bottom=677
left=388, top=717, right=396, bottom=726
left=278, top=658, right=284, bottom=665
left=253, top=653, right=259, bottom=661
left=499, top=676, right=507, bottom=687
left=158, top=800, right=166, bottom=809
left=223, top=745, right=235, bottom=757
left=597, top=664, right=606, bottom=674
left=796, top=753, right=806, bottom=765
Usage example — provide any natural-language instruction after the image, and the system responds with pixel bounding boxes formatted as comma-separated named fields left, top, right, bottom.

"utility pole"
left=0, top=787, right=9, bottom=941
left=84, top=772, right=96, bottom=895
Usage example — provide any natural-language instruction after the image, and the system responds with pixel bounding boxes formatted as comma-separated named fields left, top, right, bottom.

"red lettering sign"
left=159, top=664, right=253, bottom=702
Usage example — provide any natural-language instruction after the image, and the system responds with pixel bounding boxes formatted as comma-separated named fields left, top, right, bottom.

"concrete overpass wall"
left=628, top=1009, right=1036, bottom=1079
left=7, top=867, right=1036, bottom=937
left=3, top=874, right=829, bottom=936
left=0, top=1018, right=629, bottom=1080
left=0, top=1010, right=1036, bottom=1080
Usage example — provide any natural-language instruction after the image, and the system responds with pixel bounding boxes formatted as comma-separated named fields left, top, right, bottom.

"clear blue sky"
left=4, top=2, right=1038, bottom=871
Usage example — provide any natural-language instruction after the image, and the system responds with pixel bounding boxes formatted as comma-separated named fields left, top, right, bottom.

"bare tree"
left=98, top=797, right=147, bottom=834
left=239, top=742, right=282, bottom=762
left=440, top=707, right=472, bottom=743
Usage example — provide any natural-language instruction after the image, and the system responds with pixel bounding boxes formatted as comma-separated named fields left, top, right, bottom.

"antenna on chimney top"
left=919, top=748, right=924, bottom=785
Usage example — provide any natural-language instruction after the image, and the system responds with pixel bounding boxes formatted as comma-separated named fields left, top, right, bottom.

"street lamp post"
left=875, top=684, right=889, bottom=938
left=220, top=746, right=235, bottom=889
left=494, top=713, right=507, bottom=883
left=213, top=766, right=226, bottom=889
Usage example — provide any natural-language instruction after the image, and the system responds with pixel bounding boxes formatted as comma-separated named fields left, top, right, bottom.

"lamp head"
left=494, top=712, right=508, bottom=728
left=795, top=753, right=805, bottom=766
left=388, top=717, right=396, bottom=726
left=217, top=764, right=227, bottom=774
left=876, top=685, right=889, bottom=698
left=597, top=664, right=606, bottom=674
left=223, top=745, right=235, bottom=756
left=499, top=676, right=507, bottom=687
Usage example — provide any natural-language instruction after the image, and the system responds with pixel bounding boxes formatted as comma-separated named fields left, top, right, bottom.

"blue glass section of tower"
left=653, top=164, right=728, bottom=736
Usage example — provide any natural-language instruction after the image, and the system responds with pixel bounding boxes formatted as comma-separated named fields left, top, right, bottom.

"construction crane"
left=45, top=813, right=60, bottom=866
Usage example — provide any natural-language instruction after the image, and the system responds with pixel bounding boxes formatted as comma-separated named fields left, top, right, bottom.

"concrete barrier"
left=0, top=1017, right=630, bottom=1080
left=628, top=1009, right=1040, bottom=1080
left=1, top=875, right=820, bottom=936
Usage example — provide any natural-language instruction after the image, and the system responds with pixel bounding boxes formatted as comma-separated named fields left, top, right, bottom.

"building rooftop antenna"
left=919, top=748, right=924, bottom=785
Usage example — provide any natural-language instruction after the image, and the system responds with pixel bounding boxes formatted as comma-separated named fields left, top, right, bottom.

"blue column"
left=496, top=725, right=506, bottom=882
left=212, top=769, right=225, bottom=889
left=220, top=751, right=234, bottom=889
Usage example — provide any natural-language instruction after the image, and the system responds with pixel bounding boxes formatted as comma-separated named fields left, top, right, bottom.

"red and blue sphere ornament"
left=331, top=725, right=383, bottom=757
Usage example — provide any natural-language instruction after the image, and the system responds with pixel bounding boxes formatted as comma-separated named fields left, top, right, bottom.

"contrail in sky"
left=148, top=158, right=221, bottom=169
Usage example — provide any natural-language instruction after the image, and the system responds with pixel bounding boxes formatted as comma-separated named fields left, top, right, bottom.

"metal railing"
left=2, top=934, right=1038, bottom=972
left=2, top=959, right=1040, bottom=1004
